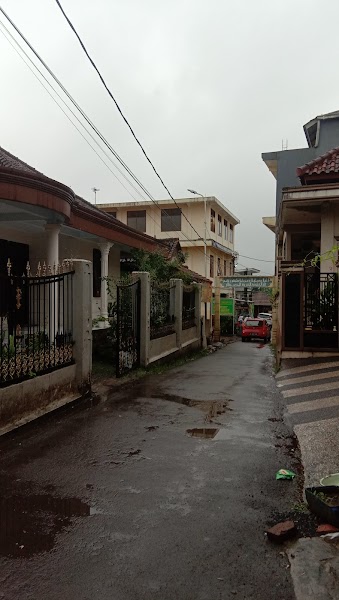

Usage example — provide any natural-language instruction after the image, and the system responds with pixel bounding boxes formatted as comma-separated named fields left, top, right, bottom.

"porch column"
left=99, top=242, right=113, bottom=320
left=45, top=224, right=60, bottom=343
left=45, top=224, right=60, bottom=270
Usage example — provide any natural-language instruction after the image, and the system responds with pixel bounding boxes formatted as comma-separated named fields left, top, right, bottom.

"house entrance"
left=282, top=271, right=338, bottom=350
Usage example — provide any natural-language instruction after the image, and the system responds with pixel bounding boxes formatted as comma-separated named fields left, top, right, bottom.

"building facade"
left=97, top=197, right=240, bottom=282
left=262, top=113, right=339, bottom=358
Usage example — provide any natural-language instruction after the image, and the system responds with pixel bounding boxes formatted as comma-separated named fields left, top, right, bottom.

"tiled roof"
left=297, top=147, right=339, bottom=177
left=0, top=146, right=48, bottom=178
left=180, top=265, right=212, bottom=285
left=158, top=237, right=182, bottom=260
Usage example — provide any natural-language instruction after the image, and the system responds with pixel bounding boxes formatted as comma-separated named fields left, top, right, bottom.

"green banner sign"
left=212, top=298, right=234, bottom=316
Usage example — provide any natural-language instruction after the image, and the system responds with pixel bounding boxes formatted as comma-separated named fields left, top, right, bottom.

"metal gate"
left=116, top=279, right=141, bottom=377
left=304, top=272, right=338, bottom=348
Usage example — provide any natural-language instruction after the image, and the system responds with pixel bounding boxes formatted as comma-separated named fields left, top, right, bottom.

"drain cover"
left=186, top=428, right=219, bottom=439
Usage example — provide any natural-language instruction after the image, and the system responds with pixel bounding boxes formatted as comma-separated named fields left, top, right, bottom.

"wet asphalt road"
left=0, top=341, right=298, bottom=600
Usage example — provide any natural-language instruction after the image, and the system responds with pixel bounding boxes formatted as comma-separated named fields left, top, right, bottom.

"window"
left=210, top=209, right=215, bottom=233
left=224, top=219, right=228, bottom=240
left=230, top=224, right=234, bottom=243
left=210, top=254, right=214, bottom=278
left=224, top=259, right=227, bottom=276
left=218, top=214, right=222, bottom=236
left=110, top=211, right=117, bottom=219
left=161, top=208, right=181, bottom=232
left=93, top=248, right=101, bottom=298
left=127, top=210, right=146, bottom=232
left=217, top=257, right=221, bottom=275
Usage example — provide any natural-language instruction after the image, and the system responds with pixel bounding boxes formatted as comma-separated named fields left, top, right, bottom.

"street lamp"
left=187, top=188, right=208, bottom=279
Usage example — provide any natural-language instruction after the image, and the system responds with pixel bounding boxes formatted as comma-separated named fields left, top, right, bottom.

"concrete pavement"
left=277, top=357, right=339, bottom=487
left=0, top=341, right=298, bottom=600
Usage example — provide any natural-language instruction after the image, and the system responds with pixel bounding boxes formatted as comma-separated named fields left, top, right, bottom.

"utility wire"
left=0, top=21, right=147, bottom=203
left=54, top=0, right=173, bottom=200
left=0, top=5, right=206, bottom=253
left=1, top=6, right=267, bottom=268
left=52, top=0, right=206, bottom=244
left=0, top=19, right=185, bottom=249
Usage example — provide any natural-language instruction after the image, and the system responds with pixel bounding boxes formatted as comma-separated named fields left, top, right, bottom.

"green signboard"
left=212, top=298, right=234, bottom=316
left=220, top=276, right=273, bottom=289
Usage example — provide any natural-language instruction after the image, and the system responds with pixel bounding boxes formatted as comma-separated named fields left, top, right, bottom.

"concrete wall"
left=149, top=333, right=177, bottom=362
left=137, top=273, right=202, bottom=367
left=0, top=260, right=92, bottom=434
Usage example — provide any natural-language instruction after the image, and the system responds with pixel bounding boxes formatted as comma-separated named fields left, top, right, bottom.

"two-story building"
left=97, top=197, right=240, bottom=282
left=262, top=110, right=339, bottom=358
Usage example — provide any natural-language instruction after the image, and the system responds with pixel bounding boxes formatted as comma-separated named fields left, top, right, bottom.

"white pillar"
left=99, top=242, right=113, bottom=320
left=45, top=224, right=60, bottom=342
left=45, top=224, right=60, bottom=270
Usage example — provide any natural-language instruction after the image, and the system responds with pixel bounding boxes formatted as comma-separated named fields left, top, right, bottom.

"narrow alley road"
left=0, top=342, right=298, bottom=600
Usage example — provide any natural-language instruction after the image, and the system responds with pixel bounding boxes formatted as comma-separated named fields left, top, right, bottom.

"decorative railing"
left=150, top=282, right=175, bottom=340
left=0, top=260, right=74, bottom=387
left=182, top=285, right=196, bottom=330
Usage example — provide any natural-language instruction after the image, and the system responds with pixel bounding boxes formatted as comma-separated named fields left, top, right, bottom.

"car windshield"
left=259, top=314, right=270, bottom=319
left=245, top=320, right=261, bottom=327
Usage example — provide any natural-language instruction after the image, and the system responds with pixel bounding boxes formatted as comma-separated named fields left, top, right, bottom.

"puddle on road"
left=156, top=394, right=230, bottom=422
left=186, top=428, right=219, bottom=439
left=0, top=493, right=90, bottom=558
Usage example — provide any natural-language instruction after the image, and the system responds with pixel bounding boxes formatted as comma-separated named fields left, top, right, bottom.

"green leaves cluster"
left=130, top=249, right=193, bottom=284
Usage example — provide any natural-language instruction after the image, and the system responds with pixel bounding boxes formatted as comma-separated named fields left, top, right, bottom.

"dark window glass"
left=218, top=214, right=222, bottom=236
left=230, top=224, right=234, bottom=243
left=93, top=248, right=101, bottom=298
left=211, top=209, right=215, bottom=233
left=161, top=208, right=181, bottom=232
left=217, top=257, right=221, bottom=274
left=127, top=210, right=146, bottom=232
left=224, top=260, right=227, bottom=276
left=224, top=219, right=228, bottom=239
left=210, top=255, right=214, bottom=278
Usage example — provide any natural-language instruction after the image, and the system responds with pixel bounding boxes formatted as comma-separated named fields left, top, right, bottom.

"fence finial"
left=42, top=262, right=47, bottom=276
left=48, top=264, right=52, bottom=276
left=36, top=262, right=42, bottom=277
left=26, top=261, right=31, bottom=277
left=6, top=258, right=11, bottom=276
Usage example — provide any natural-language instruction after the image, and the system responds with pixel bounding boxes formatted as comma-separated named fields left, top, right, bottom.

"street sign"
left=219, top=276, right=273, bottom=289
left=212, top=298, right=234, bottom=316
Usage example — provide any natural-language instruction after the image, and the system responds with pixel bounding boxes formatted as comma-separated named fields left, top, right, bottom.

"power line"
left=0, top=6, right=206, bottom=254
left=0, top=20, right=147, bottom=203
left=54, top=0, right=174, bottom=200
left=52, top=0, right=206, bottom=244
left=238, top=254, right=274, bottom=263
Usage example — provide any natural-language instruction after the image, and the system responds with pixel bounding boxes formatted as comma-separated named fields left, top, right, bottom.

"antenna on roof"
left=92, top=187, right=100, bottom=204
left=282, top=139, right=288, bottom=151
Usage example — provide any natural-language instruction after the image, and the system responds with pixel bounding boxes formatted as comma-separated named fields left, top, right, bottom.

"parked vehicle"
left=241, top=318, right=270, bottom=342
left=257, top=312, right=272, bottom=327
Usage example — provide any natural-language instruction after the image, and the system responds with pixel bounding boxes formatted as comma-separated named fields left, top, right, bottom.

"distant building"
left=97, top=197, right=240, bottom=283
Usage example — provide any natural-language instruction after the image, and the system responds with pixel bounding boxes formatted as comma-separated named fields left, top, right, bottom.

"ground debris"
left=144, top=426, right=159, bottom=431
left=266, top=520, right=297, bottom=543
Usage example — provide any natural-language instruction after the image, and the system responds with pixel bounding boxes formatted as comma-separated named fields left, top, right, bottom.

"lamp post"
left=187, top=188, right=208, bottom=278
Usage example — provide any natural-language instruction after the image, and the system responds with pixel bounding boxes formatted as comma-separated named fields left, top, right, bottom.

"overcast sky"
left=1, top=0, right=339, bottom=274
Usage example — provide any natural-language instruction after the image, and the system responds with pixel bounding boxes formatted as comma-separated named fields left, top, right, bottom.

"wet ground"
left=0, top=341, right=299, bottom=600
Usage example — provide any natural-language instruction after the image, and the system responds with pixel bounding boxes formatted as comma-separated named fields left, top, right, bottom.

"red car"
left=241, top=318, right=270, bottom=343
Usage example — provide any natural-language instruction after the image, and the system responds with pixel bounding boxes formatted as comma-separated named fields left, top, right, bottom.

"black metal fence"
left=0, top=265, right=74, bottom=387
left=116, top=279, right=140, bottom=377
left=150, top=282, right=175, bottom=340
left=182, top=285, right=196, bottom=330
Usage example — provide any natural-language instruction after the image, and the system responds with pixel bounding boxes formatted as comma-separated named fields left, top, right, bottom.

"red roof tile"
left=297, top=147, right=339, bottom=177
left=0, top=146, right=48, bottom=178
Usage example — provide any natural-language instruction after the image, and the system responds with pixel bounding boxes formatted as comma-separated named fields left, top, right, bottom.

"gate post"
left=170, top=278, right=183, bottom=349
left=133, top=271, right=150, bottom=367
left=214, top=277, right=221, bottom=341
left=71, top=259, right=92, bottom=393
